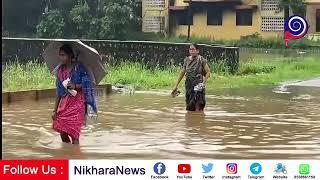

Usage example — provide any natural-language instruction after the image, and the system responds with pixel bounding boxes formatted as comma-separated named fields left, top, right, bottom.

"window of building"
left=261, top=16, right=284, bottom=32
left=261, top=0, right=279, bottom=11
left=145, top=0, right=165, bottom=8
left=207, top=10, right=223, bottom=25
left=144, top=16, right=165, bottom=32
left=177, top=11, right=193, bottom=25
left=236, top=10, right=253, bottom=26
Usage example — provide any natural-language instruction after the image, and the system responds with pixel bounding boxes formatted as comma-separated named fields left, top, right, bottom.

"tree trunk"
left=284, top=6, right=290, bottom=19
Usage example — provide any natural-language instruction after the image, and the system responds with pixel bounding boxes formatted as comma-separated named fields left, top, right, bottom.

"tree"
left=36, top=9, right=65, bottom=38
left=5, top=0, right=140, bottom=39
left=69, top=0, right=137, bottom=40
left=100, top=0, right=133, bottom=39
left=277, top=0, right=306, bottom=19
left=70, top=0, right=91, bottom=38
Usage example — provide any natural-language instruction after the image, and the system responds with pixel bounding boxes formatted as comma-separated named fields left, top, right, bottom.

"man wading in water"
left=172, top=44, right=211, bottom=112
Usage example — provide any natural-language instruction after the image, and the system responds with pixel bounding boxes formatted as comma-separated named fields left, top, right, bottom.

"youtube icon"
left=178, top=164, right=191, bottom=173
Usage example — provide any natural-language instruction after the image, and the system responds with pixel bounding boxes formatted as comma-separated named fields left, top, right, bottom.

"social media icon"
left=202, top=163, right=213, bottom=173
left=274, top=163, right=287, bottom=174
left=299, top=164, right=310, bottom=175
left=250, top=162, right=262, bottom=175
left=178, top=164, right=191, bottom=173
left=226, top=163, right=237, bottom=174
left=153, top=162, right=166, bottom=175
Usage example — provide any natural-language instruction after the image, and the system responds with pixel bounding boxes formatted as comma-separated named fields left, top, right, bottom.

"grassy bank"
left=130, top=32, right=320, bottom=49
left=2, top=57, right=320, bottom=93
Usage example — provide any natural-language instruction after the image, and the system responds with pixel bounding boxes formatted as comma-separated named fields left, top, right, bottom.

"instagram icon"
left=226, top=163, right=238, bottom=174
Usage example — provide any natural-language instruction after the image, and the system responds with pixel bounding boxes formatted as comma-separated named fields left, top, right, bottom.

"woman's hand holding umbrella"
left=67, top=82, right=76, bottom=90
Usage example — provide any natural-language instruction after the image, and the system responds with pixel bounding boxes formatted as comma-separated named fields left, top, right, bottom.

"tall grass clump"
left=102, top=62, right=180, bottom=90
left=2, top=60, right=55, bottom=92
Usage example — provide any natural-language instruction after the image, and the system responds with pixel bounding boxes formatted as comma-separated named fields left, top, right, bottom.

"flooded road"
left=286, top=78, right=320, bottom=87
left=2, top=85, right=320, bottom=159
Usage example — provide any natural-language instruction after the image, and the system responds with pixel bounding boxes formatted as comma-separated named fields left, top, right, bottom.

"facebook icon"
left=153, top=162, right=166, bottom=175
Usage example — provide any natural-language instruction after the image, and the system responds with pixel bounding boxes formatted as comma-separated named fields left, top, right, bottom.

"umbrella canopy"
left=42, top=39, right=106, bottom=84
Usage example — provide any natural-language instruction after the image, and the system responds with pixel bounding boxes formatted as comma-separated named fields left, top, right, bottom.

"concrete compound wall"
left=2, top=84, right=112, bottom=104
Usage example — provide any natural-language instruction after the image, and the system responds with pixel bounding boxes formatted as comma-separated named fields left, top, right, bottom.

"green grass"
left=2, top=61, right=56, bottom=92
left=102, top=62, right=178, bottom=90
left=2, top=57, right=320, bottom=92
left=128, top=32, right=320, bottom=49
left=209, top=57, right=320, bottom=91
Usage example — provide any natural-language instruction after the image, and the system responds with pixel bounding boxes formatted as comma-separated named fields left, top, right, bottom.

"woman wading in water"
left=52, top=44, right=97, bottom=144
left=172, top=44, right=211, bottom=112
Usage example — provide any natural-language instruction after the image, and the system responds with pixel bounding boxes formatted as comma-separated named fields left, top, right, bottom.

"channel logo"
left=226, top=163, right=237, bottom=174
left=202, top=163, right=213, bottom=173
left=178, top=164, right=191, bottom=173
left=284, top=15, right=309, bottom=46
left=250, top=162, right=262, bottom=175
left=153, top=162, right=166, bottom=175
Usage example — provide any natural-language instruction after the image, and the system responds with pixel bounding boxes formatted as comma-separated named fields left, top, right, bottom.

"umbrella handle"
left=74, top=49, right=80, bottom=62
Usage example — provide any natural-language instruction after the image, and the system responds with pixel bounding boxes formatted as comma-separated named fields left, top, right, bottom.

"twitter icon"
left=202, top=163, right=213, bottom=173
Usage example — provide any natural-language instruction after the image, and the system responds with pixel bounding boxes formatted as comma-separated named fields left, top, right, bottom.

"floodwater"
left=2, top=85, right=320, bottom=159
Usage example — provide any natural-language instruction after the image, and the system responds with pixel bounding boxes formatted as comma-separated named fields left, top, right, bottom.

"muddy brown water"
left=2, top=85, right=320, bottom=159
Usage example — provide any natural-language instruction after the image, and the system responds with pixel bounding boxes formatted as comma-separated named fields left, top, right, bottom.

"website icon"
left=274, top=163, right=287, bottom=174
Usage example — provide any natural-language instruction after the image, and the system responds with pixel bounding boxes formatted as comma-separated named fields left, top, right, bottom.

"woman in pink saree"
left=52, top=44, right=97, bottom=145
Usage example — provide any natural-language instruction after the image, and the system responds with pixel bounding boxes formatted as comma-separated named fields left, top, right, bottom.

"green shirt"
left=183, top=55, right=207, bottom=80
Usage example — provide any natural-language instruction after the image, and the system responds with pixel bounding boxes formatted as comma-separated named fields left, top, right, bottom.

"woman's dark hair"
left=190, top=43, right=199, bottom=50
left=59, top=44, right=74, bottom=59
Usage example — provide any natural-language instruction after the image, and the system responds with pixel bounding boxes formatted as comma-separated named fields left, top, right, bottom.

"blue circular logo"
left=153, top=162, right=166, bottom=175
left=250, top=162, right=262, bottom=175
left=284, top=15, right=309, bottom=37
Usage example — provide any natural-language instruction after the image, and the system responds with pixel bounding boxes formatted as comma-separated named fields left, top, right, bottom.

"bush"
left=35, top=0, right=139, bottom=40
left=70, top=1, right=91, bottom=38
left=238, top=63, right=276, bottom=75
left=36, top=10, right=65, bottom=38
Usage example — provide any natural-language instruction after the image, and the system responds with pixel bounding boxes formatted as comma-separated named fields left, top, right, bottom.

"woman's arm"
left=53, top=74, right=61, bottom=114
left=68, top=64, right=86, bottom=90
left=52, top=95, right=61, bottom=121
left=173, top=68, right=186, bottom=90
left=75, top=84, right=82, bottom=90
left=53, top=96, right=61, bottom=112
left=203, top=63, right=211, bottom=84
left=67, top=82, right=82, bottom=90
